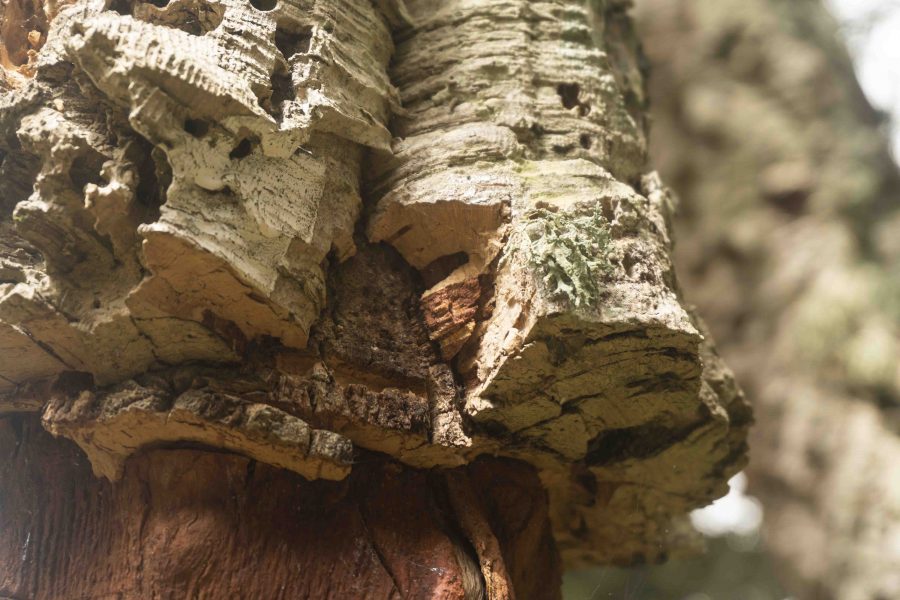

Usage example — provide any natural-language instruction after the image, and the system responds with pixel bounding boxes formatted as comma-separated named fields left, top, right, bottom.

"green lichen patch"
left=523, top=206, right=612, bottom=308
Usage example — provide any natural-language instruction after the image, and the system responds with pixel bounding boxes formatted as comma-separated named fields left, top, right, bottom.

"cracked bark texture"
left=636, top=1, right=900, bottom=599
left=1, top=0, right=747, bottom=596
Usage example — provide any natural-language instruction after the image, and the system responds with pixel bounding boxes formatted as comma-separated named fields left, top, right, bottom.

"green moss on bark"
left=524, top=207, right=611, bottom=308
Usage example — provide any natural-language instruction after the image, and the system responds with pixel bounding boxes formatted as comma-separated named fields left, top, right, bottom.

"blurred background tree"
left=564, top=0, right=900, bottom=598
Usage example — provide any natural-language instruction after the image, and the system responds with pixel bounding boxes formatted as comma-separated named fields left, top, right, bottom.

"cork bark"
left=636, top=1, right=900, bottom=598
left=0, top=0, right=748, bottom=596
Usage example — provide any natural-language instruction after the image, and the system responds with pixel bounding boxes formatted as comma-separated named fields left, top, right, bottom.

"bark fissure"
left=358, top=506, right=405, bottom=599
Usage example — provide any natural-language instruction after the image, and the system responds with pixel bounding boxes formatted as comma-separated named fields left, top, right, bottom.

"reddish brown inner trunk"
left=0, top=416, right=561, bottom=599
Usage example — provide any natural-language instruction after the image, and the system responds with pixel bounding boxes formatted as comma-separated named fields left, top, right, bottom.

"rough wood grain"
left=0, top=415, right=560, bottom=600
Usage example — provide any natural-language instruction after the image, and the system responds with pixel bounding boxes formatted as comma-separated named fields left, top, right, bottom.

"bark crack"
left=357, top=506, right=403, bottom=599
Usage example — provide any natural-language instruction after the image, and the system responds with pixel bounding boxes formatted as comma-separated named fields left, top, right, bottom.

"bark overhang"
left=0, top=0, right=751, bottom=566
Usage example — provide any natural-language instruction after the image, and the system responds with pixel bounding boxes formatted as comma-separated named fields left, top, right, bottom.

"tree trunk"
left=1, top=414, right=562, bottom=598
left=0, top=0, right=749, bottom=597
left=636, top=1, right=900, bottom=598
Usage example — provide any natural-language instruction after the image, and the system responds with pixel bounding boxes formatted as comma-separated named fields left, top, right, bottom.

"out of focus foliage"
left=563, top=536, right=788, bottom=600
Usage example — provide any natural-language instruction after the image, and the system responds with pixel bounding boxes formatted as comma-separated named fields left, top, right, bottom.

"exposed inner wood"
left=0, top=415, right=561, bottom=600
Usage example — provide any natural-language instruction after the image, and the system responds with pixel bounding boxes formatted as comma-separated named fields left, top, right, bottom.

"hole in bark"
left=420, top=252, right=469, bottom=288
left=174, top=11, right=212, bottom=35
left=249, top=0, right=277, bottom=11
left=134, top=143, right=170, bottom=222
left=229, top=137, right=256, bottom=160
left=599, top=200, right=615, bottom=223
left=183, top=118, right=210, bottom=138
left=621, top=253, right=638, bottom=277
left=579, top=133, right=592, bottom=149
left=266, top=68, right=295, bottom=119
left=551, top=143, right=574, bottom=155
left=557, top=83, right=581, bottom=110
left=109, top=0, right=224, bottom=35
left=275, top=23, right=312, bottom=61
left=558, top=83, right=591, bottom=117
left=69, top=152, right=108, bottom=191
